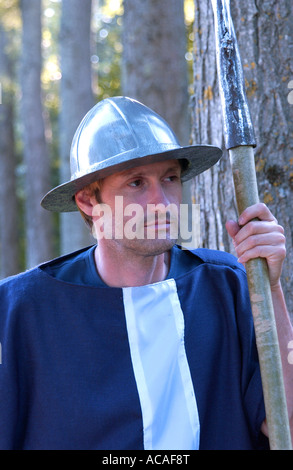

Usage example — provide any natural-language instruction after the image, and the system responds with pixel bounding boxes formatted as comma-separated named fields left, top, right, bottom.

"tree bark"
left=191, top=0, right=293, bottom=316
left=122, top=0, right=190, bottom=145
left=20, top=0, right=54, bottom=269
left=0, top=24, right=19, bottom=277
left=59, top=0, right=94, bottom=255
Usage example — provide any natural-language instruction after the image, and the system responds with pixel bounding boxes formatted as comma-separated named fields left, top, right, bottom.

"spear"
left=211, top=0, right=292, bottom=449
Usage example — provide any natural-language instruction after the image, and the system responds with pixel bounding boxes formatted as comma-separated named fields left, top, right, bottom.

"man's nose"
left=147, top=181, right=170, bottom=207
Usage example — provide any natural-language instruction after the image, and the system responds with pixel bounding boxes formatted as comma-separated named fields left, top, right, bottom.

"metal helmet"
left=41, top=96, right=222, bottom=212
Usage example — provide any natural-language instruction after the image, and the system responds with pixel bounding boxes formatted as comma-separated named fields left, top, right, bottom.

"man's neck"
left=94, top=243, right=171, bottom=288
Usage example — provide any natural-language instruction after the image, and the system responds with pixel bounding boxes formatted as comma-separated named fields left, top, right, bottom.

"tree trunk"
left=122, top=0, right=190, bottom=144
left=0, top=24, right=19, bottom=277
left=191, top=0, right=293, bottom=316
left=20, top=0, right=54, bottom=269
left=59, top=0, right=94, bottom=255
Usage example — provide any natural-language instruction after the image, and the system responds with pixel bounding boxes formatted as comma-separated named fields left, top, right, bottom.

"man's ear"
left=75, top=189, right=95, bottom=216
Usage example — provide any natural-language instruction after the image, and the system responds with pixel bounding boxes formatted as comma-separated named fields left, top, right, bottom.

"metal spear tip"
left=211, top=0, right=256, bottom=150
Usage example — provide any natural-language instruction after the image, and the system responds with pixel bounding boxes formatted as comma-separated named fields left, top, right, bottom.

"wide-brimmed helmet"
left=41, top=96, right=222, bottom=212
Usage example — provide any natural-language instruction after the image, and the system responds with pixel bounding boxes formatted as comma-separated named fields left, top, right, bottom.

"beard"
left=119, top=236, right=176, bottom=257
left=100, top=221, right=177, bottom=259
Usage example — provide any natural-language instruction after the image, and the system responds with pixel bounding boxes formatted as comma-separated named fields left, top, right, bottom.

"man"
left=0, top=97, right=292, bottom=450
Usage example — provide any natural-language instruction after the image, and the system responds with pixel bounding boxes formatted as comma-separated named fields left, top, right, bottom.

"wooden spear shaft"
left=211, top=0, right=292, bottom=449
left=230, top=146, right=291, bottom=450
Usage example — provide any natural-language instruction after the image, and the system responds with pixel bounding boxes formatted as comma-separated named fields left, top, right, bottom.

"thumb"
left=225, top=220, right=240, bottom=239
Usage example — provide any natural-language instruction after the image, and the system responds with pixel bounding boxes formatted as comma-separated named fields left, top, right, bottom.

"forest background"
left=0, top=0, right=292, bottom=316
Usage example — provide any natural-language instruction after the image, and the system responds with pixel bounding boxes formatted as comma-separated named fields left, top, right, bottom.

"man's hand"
left=225, top=203, right=286, bottom=290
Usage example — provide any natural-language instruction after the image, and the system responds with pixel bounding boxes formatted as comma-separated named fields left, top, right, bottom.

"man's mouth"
left=144, top=215, right=171, bottom=227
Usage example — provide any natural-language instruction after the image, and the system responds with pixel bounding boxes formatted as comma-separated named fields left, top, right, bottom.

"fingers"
left=235, top=231, right=286, bottom=289
left=226, top=203, right=280, bottom=242
left=238, top=202, right=277, bottom=226
left=225, top=203, right=286, bottom=287
left=235, top=231, right=286, bottom=264
left=227, top=203, right=284, bottom=250
left=233, top=220, right=284, bottom=249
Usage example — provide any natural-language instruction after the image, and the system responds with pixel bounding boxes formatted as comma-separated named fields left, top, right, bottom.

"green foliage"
left=92, top=10, right=123, bottom=100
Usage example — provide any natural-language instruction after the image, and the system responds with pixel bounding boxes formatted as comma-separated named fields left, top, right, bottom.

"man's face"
left=92, top=159, right=182, bottom=256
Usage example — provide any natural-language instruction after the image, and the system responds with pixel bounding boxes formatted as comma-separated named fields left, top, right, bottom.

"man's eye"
left=165, top=175, right=178, bottom=182
left=128, top=179, right=142, bottom=187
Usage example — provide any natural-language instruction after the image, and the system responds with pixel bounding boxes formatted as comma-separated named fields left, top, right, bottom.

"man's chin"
left=112, top=237, right=177, bottom=257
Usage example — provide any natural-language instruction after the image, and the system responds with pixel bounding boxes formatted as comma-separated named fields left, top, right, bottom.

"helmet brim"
left=41, top=144, right=222, bottom=212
